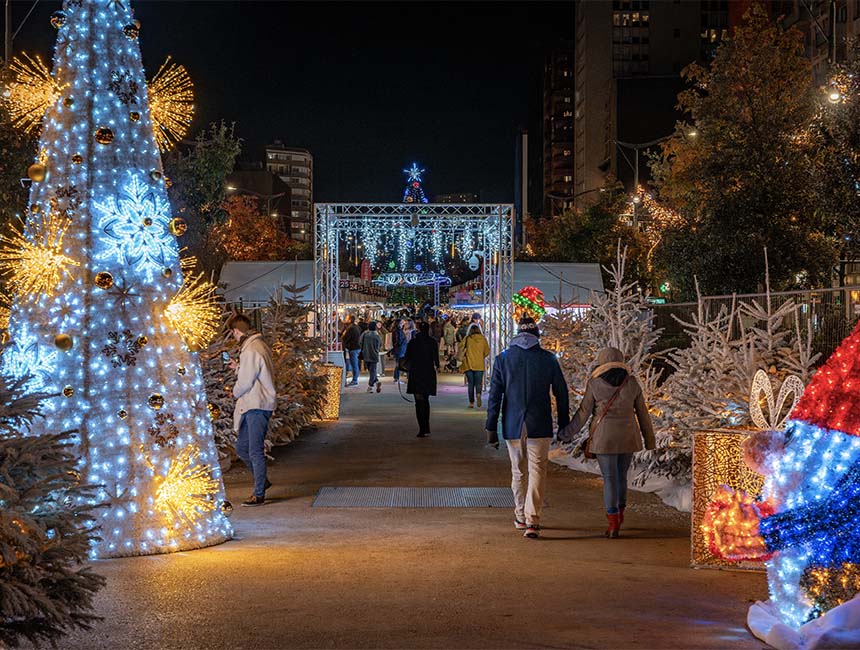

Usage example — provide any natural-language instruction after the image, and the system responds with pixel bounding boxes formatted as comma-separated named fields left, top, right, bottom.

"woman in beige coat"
left=560, top=347, right=655, bottom=538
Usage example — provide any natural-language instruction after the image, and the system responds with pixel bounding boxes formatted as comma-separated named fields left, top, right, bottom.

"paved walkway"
left=62, top=373, right=767, bottom=649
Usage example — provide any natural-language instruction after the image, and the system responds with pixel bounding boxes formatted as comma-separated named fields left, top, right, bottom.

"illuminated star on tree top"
left=403, top=163, right=425, bottom=183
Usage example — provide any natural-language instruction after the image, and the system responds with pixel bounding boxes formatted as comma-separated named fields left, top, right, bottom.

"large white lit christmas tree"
left=0, top=0, right=232, bottom=557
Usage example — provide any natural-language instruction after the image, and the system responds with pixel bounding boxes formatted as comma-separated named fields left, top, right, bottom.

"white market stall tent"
left=220, top=260, right=315, bottom=308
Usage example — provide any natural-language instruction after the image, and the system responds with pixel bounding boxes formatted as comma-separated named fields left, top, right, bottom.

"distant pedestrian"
left=359, top=321, right=382, bottom=393
left=405, top=321, right=440, bottom=437
left=228, top=313, right=277, bottom=507
left=485, top=317, right=569, bottom=538
left=443, top=316, right=456, bottom=357
left=378, top=320, right=391, bottom=377
left=459, top=323, right=490, bottom=408
left=559, top=347, right=655, bottom=538
left=341, top=316, right=361, bottom=386
left=392, top=318, right=408, bottom=384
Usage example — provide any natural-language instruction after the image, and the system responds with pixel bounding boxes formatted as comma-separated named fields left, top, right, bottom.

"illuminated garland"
left=0, top=207, right=79, bottom=298
left=800, top=563, right=860, bottom=616
left=152, top=445, right=219, bottom=526
left=147, top=56, right=194, bottom=152
left=2, top=53, right=67, bottom=134
left=164, top=273, right=221, bottom=351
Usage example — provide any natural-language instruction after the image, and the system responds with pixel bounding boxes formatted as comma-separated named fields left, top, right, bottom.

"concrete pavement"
left=61, top=373, right=767, bottom=649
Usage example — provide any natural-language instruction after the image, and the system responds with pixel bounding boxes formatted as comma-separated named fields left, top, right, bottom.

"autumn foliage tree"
left=524, top=184, right=651, bottom=286
left=211, top=195, right=298, bottom=261
left=651, top=3, right=839, bottom=299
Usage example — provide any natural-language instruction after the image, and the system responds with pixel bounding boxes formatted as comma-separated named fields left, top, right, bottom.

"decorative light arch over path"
left=314, top=203, right=515, bottom=362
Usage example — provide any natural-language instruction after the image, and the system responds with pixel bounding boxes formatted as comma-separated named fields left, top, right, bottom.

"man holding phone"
left=227, top=313, right=276, bottom=506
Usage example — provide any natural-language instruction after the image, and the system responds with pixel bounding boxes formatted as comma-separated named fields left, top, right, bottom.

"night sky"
left=8, top=1, right=573, bottom=202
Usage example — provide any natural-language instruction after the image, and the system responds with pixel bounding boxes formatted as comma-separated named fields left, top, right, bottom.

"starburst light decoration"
left=2, top=52, right=68, bottom=134
left=404, top=163, right=425, bottom=183
left=94, top=173, right=176, bottom=280
left=147, top=56, right=194, bottom=152
left=164, top=273, right=221, bottom=351
left=152, top=445, right=219, bottom=526
left=0, top=207, right=80, bottom=299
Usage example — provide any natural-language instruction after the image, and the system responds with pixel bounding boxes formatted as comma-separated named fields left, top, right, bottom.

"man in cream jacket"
left=228, top=313, right=277, bottom=506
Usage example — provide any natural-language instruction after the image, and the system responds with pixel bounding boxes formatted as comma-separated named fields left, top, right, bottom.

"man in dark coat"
left=405, top=321, right=440, bottom=438
left=359, top=321, right=382, bottom=393
left=485, top=317, right=570, bottom=539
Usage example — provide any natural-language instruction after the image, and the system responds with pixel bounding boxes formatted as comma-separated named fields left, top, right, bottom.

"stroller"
left=444, top=350, right=460, bottom=373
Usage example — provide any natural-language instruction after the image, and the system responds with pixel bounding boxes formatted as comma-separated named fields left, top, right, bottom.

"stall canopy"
left=513, top=262, right=604, bottom=307
left=220, top=260, right=314, bottom=307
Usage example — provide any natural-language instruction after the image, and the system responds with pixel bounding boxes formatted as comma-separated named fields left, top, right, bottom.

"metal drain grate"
left=312, top=487, right=514, bottom=508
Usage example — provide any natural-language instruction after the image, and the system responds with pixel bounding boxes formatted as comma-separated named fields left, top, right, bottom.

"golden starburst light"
left=147, top=56, right=194, bottom=152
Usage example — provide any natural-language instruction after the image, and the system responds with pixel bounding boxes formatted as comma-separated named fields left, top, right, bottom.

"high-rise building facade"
left=542, top=44, right=574, bottom=217
left=265, top=141, right=313, bottom=242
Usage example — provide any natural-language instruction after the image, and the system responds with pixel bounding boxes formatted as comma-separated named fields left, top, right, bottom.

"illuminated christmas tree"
left=402, top=162, right=429, bottom=204
left=0, top=0, right=231, bottom=557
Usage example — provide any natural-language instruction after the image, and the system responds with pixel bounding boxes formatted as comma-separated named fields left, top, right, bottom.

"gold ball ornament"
left=147, top=393, right=164, bottom=410
left=136, top=335, right=148, bottom=346
left=129, top=111, right=140, bottom=122
left=27, top=163, right=47, bottom=182
left=220, top=500, right=233, bottom=517
left=94, top=271, right=114, bottom=290
left=123, top=23, right=139, bottom=39
left=208, top=402, right=221, bottom=420
left=150, top=170, right=163, bottom=182
left=29, top=203, right=41, bottom=214
left=95, top=127, right=114, bottom=145
left=169, top=217, right=187, bottom=237
left=162, top=268, right=173, bottom=278
left=177, top=365, right=186, bottom=376
left=71, top=153, right=83, bottom=164
left=54, top=334, right=74, bottom=351
left=118, top=409, right=128, bottom=420
left=164, top=176, right=172, bottom=188
left=143, top=217, right=153, bottom=227
left=62, top=385, right=74, bottom=398
left=50, top=11, right=67, bottom=29
left=63, top=96, right=74, bottom=107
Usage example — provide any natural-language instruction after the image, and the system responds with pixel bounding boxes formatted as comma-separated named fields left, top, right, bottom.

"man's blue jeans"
left=465, top=369, right=484, bottom=403
left=595, top=453, right=634, bottom=514
left=347, top=349, right=360, bottom=383
left=236, top=409, right=272, bottom=498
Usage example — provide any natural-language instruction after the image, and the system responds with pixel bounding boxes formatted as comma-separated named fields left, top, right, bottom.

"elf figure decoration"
left=513, top=286, right=546, bottom=323
left=704, top=322, right=860, bottom=643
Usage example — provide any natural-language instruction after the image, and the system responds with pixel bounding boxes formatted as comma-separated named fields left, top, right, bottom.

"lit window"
left=563, top=175, right=573, bottom=182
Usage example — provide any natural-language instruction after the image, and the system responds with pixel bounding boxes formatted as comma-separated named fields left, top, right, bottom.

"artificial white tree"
left=1, top=0, right=231, bottom=557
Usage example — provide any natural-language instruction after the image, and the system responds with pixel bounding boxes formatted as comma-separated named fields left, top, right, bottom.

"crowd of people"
left=227, top=309, right=655, bottom=544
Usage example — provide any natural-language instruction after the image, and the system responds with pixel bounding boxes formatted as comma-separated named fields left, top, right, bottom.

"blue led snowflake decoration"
left=94, top=173, right=176, bottom=280
left=3, top=324, right=58, bottom=391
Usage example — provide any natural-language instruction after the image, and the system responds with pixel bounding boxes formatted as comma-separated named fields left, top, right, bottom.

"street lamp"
left=225, top=185, right=286, bottom=220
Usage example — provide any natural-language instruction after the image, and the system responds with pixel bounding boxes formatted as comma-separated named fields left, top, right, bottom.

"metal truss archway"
left=314, top=203, right=515, bottom=363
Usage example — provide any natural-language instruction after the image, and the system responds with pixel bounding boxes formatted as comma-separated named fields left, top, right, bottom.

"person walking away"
left=228, top=313, right=277, bottom=507
left=341, top=316, right=361, bottom=386
left=558, top=347, right=655, bottom=538
left=405, top=321, right=440, bottom=437
left=359, top=321, right=382, bottom=393
left=460, top=323, right=490, bottom=408
left=485, top=317, right=569, bottom=538
left=442, top=316, right=456, bottom=370
left=378, top=320, right=391, bottom=377
left=392, top=318, right=408, bottom=384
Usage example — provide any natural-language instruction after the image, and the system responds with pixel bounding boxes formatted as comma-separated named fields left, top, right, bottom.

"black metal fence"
left=651, top=286, right=860, bottom=362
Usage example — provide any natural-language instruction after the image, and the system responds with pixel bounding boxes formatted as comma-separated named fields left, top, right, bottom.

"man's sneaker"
left=367, top=386, right=374, bottom=393
left=514, top=519, right=527, bottom=530
left=524, top=524, right=541, bottom=539
left=376, top=381, right=382, bottom=393
left=241, top=495, right=265, bottom=507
